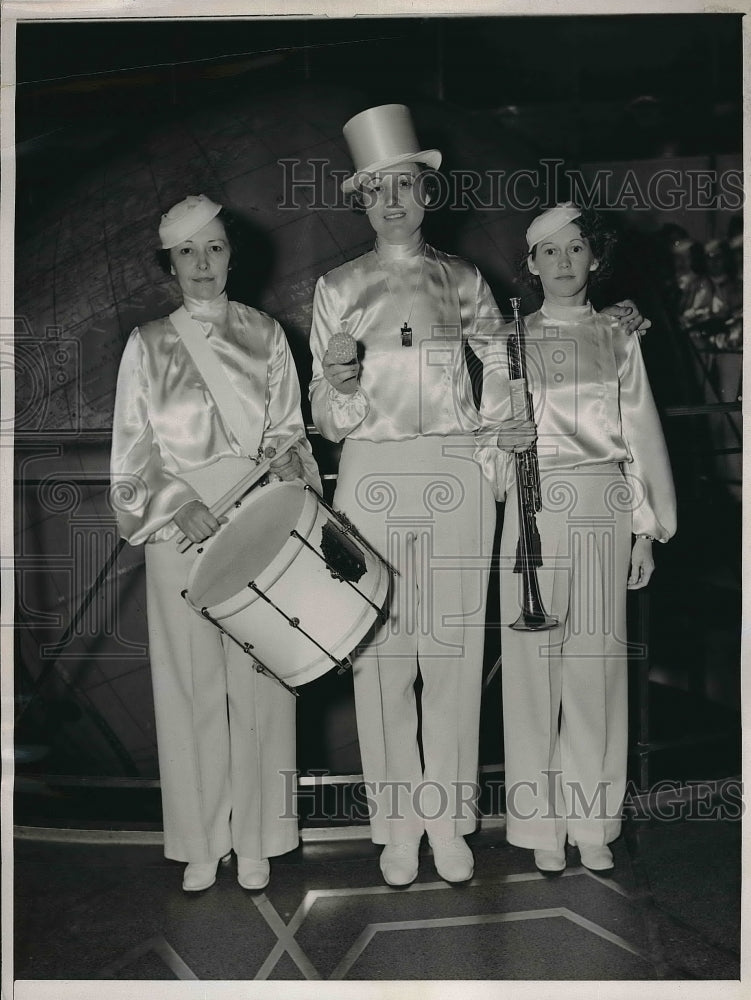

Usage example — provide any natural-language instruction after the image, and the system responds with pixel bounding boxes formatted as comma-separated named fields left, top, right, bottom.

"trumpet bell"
left=510, top=611, right=559, bottom=632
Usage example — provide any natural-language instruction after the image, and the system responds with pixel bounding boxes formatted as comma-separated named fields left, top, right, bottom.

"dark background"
left=15, top=16, right=742, bottom=158
left=12, top=14, right=743, bottom=814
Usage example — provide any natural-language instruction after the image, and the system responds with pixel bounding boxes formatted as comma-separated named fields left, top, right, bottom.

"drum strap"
left=169, top=305, right=262, bottom=458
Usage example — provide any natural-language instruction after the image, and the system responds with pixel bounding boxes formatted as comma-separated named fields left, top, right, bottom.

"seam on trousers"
left=189, top=610, right=211, bottom=860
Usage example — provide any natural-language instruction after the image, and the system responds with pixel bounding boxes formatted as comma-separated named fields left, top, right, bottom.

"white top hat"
left=341, top=104, right=442, bottom=195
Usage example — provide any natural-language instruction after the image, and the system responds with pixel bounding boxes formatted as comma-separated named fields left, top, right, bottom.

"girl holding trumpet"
left=474, top=203, right=676, bottom=875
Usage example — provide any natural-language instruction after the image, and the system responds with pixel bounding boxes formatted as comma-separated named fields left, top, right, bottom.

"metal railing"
left=13, top=394, right=741, bottom=808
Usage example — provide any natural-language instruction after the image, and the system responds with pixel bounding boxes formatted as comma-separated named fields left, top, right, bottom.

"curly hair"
left=155, top=207, right=240, bottom=275
left=518, top=208, right=617, bottom=292
left=347, top=168, right=441, bottom=215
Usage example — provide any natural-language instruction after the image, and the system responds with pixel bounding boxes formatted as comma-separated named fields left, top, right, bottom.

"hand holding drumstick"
left=267, top=444, right=304, bottom=482
left=175, top=433, right=304, bottom=552
left=174, top=501, right=228, bottom=545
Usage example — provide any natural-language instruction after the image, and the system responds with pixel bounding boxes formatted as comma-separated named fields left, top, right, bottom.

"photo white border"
left=1, top=2, right=748, bottom=999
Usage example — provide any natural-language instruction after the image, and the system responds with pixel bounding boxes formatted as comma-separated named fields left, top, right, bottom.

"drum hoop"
left=184, top=481, right=319, bottom=618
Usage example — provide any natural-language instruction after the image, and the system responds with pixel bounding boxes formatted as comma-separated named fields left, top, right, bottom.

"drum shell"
left=185, top=482, right=388, bottom=686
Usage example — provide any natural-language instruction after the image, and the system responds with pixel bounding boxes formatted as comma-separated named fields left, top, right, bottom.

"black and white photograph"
left=1, top=3, right=746, bottom=998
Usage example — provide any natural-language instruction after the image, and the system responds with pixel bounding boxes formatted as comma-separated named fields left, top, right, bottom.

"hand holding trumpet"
left=496, top=414, right=537, bottom=454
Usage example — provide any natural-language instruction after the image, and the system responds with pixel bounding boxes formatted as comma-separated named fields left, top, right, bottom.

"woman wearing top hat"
left=309, top=106, right=649, bottom=887
left=111, top=194, right=320, bottom=892
left=309, top=104, right=505, bottom=886
left=473, top=203, right=676, bottom=875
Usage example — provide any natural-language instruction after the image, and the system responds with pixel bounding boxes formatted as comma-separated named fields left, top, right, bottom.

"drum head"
left=189, top=482, right=307, bottom=609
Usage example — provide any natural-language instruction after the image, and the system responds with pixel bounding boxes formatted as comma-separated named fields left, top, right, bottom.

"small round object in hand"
left=328, top=332, right=358, bottom=364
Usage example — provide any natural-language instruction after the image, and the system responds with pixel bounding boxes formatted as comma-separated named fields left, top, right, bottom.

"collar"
left=540, top=299, right=595, bottom=324
left=374, top=234, right=426, bottom=263
left=183, top=291, right=229, bottom=328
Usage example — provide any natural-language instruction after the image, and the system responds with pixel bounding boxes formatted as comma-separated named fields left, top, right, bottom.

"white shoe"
left=237, top=857, right=270, bottom=890
left=379, top=842, right=420, bottom=886
left=577, top=844, right=614, bottom=872
left=182, top=861, right=219, bottom=892
left=429, top=836, right=474, bottom=883
left=534, top=849, right=566, bottom=875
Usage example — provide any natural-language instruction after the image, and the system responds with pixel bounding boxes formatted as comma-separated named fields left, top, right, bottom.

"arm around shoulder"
left=618, top=332, right=677, bottom=543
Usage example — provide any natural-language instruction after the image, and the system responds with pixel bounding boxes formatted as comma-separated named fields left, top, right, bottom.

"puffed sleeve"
left=109, top=329, right=201, bottom=545
left=472, top=338, right=516, bottom=502
left=616, top=328, right=677, bottom=541
left=453, top=267, right=498, bottom=428
left=309, top=274, right=369, bottom=442
left=468, top=282, right=515, bottom=502
left=263, top=319, right=322, bottom=491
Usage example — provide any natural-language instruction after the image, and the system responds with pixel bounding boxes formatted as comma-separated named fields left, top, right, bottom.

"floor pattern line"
left=330, top=905, right=649, bottom=979
left=557, top=906, right=649, bottom=959
left=96, top=934, right=199, bottom=980
left=255, top=887, right=324, bottom=978
left=249, top=866, right=641, bottom=981
left=581, top=868, right=634, bottom=899
left=251, top=892, right=322, bottom=981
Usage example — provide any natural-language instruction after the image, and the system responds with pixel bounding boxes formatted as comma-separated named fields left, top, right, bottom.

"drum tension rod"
left=179, top=590, right=298, bottom=696
left=246, top=580, right=352, bottom=673
left=289, top=529, right=388, bottom=626
left=303, top=485, right=400, bottom=578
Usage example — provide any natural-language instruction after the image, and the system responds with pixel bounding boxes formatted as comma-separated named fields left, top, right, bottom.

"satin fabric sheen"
left=309, top=240, right=498, bottom=441
left=111, top=293, right=319, bottom=545
left=473, top=300, right=677, bottom=541
left=308, top=241, right=502, bottom=843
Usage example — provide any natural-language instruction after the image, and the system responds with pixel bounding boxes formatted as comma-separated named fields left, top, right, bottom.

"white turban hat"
left=158, top=194, right=222, bottom=249
left=526, top=202, right=583, bottom=251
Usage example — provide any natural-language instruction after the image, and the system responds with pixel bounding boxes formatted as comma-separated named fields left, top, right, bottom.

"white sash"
left=169, top=305, right=262, bottom=458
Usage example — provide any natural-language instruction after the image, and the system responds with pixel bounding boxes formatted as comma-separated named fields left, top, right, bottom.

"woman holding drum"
left=110, top=194, right=320, bottom=892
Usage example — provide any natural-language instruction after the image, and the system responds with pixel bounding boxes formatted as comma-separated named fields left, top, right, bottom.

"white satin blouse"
left=309, top=240, right=500, bottom=442
left=473, top=300, right=677, bottom=542
left=111, top=293, right=319, bottom=544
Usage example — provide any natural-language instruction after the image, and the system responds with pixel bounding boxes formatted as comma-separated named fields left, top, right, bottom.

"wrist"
left=330, top=381, right=360, bottom=399
left=634, top=534, right=655, bottom=542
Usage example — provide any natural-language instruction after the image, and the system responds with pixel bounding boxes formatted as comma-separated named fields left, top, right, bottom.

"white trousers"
left=500, top=464, right=632, bottom=851
left=144, top=539, right=298, bottom=863
left=335, top=436, right=496, bottom=844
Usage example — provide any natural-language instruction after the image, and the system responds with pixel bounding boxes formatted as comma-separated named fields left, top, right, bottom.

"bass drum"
left=184, top=480, right=390, bottom=687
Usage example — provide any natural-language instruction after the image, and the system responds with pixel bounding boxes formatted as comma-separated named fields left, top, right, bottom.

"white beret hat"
left=158, top=194, right=222, bottom=249
left=526, top=202, right=583, bottom=251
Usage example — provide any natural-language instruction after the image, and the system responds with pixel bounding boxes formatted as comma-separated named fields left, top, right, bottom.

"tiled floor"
left=13, top=815, right=740, bottom=984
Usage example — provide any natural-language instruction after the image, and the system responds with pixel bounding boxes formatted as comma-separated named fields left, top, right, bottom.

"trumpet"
left=506, top=297, right=558, bottom=632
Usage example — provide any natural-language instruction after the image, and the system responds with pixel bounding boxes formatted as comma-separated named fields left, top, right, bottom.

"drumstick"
left=177, top=433, right=303, bottom=554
